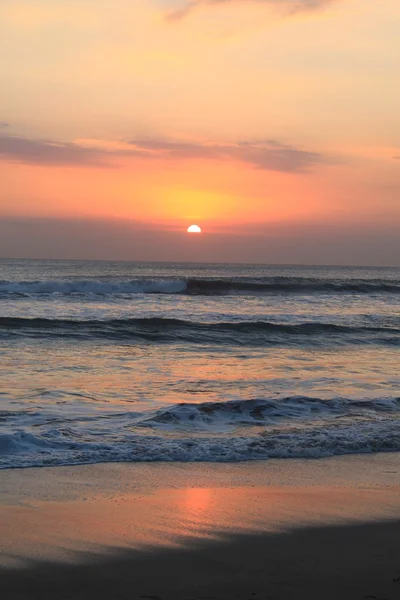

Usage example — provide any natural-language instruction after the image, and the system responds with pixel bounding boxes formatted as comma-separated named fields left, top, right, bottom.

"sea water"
left=1, top=259, right=399, bottom=468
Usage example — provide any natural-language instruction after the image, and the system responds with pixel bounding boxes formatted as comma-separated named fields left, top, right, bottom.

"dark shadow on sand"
left=1, top=520, right=400, bottom=600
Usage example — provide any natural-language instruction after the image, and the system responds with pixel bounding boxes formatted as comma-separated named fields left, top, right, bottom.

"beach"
left=1, top=454, right=400, bottom=599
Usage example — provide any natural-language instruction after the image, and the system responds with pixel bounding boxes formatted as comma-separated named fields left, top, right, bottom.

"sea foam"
left=1, top=397, right=400, bottom=469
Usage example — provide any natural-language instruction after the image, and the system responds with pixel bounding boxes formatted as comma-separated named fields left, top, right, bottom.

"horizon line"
left=0, top=256, right=398, bottom=270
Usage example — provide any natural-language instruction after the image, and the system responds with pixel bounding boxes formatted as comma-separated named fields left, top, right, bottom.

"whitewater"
left=1, top=259, right=399, bottom=469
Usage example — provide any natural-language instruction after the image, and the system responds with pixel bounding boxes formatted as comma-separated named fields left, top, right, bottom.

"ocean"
left=1, top=258, right=399, bottom=469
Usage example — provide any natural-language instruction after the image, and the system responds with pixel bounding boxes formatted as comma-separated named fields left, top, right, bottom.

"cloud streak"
left=0, top=135, right=109, bottom=167
left=166, top=0, right=339, bottom=21
left=129, top=138, right=324, bottom=172
left=0, top=133, right=324, bottom=172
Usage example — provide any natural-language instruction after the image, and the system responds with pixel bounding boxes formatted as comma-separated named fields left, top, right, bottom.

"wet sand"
left=1, top=455, right=400, bottom=599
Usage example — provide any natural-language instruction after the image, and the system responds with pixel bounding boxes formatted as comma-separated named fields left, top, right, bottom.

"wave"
left=1, top=276, right=400, bottom=297
left=139, top=396, right=400, bottom=430
left=1, top=317, right=399, bottom=345
left=186, top=277, right=400, bottom=295
left=1, top=396, right=400, bottom=468
left=0, top=278, right=187, bottom=296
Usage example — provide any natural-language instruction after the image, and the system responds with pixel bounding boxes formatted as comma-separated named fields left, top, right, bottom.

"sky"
left=0, top=0, right=399, bottom=265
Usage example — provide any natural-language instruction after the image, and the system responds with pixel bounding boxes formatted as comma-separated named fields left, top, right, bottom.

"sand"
left=1, top=454, right=400, bottom=599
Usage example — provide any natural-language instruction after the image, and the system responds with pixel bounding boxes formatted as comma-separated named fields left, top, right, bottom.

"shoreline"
left=1, top=455, right=400, bottom=598
left=2, top=452, right=400, bottom=503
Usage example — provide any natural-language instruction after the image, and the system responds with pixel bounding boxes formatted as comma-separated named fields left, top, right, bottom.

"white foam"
left=1, top=397, right=400, bottom=469
left=0, top=279, right=188, bottom=296
left=1, top=419, right=400, bottom=469
left=140, top=397, right=400, bottom=431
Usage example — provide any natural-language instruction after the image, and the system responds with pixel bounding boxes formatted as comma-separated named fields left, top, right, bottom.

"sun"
left=187, top=224, right=202, bottom=233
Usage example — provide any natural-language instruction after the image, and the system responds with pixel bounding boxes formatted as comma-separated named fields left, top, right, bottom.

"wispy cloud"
left=0, top=133, right=324, bottom=173
left=166, top=0, right=339, bottom=21
left=129, top=138, right=324, bottom=172
left=0, top=135, right=110, bottom=167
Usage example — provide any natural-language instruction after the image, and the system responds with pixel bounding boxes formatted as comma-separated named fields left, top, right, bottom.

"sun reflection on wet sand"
left=178, top=488, right=216, bottom=535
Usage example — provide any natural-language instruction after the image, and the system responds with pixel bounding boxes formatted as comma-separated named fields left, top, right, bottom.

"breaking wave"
left=140, top=396, right=400, bottom=430
left=1, top=397, right=400, bottom=469
left=0, top=278, right=187, bottom=296
left=1, top=276, right=400, bottom=297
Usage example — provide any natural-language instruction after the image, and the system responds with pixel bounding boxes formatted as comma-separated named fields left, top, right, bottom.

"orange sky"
left=0, top=0, right=399, bottom=264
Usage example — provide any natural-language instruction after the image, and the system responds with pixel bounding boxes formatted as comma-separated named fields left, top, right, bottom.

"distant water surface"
left=1, top=259, right=399, bottom=468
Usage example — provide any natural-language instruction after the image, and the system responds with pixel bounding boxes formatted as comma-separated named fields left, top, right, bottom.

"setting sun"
left=187, top=225, right=202, bottom=233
